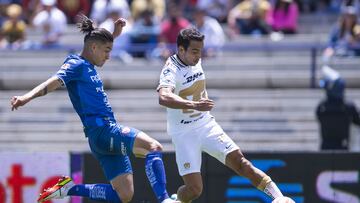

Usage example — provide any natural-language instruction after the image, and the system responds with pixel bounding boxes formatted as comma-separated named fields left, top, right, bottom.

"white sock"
left=264, top=182, right=283, bottom=199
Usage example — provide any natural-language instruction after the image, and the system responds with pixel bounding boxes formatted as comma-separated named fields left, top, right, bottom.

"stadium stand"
left=1, top=12, right=359, bottom=152
left=1, top=88, right=360, bottom=152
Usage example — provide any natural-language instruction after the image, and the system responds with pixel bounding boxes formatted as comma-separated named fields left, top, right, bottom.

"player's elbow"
left=158, top=93, right=170, bottom=107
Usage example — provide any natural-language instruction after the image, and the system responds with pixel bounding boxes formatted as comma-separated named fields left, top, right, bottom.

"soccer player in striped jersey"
left=10, top=14, right=178, bottom=203
left=157, top=27, right=294, bottom=203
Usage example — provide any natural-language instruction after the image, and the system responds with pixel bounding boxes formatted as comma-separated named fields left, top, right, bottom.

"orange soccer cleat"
left=37, top=176, right=74, bottom=203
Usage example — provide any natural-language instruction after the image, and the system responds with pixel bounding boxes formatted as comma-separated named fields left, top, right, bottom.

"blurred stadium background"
left=0, top=0, right=359, bottom=202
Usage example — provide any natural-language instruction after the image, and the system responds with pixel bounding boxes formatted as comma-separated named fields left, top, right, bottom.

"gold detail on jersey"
left=190, top=113, right=201, bottom=118
left=184, top=162, right=191, bottom=169
left=179, top=80, right=207, bottom=117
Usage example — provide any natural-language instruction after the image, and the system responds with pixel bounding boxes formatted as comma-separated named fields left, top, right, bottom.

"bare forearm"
left=158, top=88, right=214, bottom=112
left=25, top=81, right=49, bottom=99
left=159, top=93, right=195, bottom=109
left=11, top=76, right=62, bottom=111
left=24, top=76, right=62, bottom=101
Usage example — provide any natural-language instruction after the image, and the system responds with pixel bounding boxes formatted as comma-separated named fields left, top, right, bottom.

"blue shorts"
left=84, top=123, right=139, bottom=181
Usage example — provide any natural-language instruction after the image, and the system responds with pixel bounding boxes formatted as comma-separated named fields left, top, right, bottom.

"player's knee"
left=113, top=185, right=134, bottom=203
left=120, top=193, right=133, bottom=203
left=149, top=139, right=163, bottom=152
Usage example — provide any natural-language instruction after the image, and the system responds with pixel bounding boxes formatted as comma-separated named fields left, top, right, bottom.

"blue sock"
left=145, top=152, right=169, bottom=202
left=67, top=184, right=122, bottom=202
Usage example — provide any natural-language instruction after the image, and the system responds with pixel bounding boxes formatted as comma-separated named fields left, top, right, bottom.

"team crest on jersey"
left=184, top=162, right=190, bottom=169
left=60, top=63, right=70, bottom=70
left=163, top=69, right=171, bottom=76
left=121, top=127, right=131, bottom=134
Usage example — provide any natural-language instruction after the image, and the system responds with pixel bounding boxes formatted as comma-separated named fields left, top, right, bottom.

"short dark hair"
left=177, top=27, right=205, bottom=50
left=77, top=14, right=113, bottom=43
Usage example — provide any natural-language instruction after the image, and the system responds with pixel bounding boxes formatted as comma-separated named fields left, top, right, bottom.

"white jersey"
left=157, top=54, right=213, bottom=134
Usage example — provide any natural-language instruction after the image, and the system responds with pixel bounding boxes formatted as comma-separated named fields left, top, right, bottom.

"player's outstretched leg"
left=38, top=176, right=123, bottom=203
left=225, top=150, right=294, bottom=201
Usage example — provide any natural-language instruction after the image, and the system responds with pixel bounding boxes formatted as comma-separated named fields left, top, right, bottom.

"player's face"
left=180, top=40, right=203, bottom=66
left=92, top=42, right=113, bottom=67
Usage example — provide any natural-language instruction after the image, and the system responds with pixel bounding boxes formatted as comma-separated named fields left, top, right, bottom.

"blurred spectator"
left=192, top=7, right=225, bottom=57
left=341, top=0, right=360, bottom=17
left=99, top=5, right=133, bottom=63
left=0, top=4, right=26, bottom=49
left=130, top=9, right=160, bottom=57
left=348, top=24, right=360, bottom=55
left=90, top=0, right=130, bottom=25
left=152, top=3, right=190, bottom=60
left=316, top=65, right=360, bottom=150
left=196, top=0, right=234, bottom=23
left=322, top=5, right=359, bottom=60
left=267, top=0, right=299, bottom=34
left=57, top=0, right=90, bottom=23
left=32, top=0, right=67, bottom=47
left=228, top=0, right=272, bottom=36
left=0, top=2, right=8, bottom=26
left=131, top=0, right=165, bottom=21
left=21, top=0, right=40, bottom=24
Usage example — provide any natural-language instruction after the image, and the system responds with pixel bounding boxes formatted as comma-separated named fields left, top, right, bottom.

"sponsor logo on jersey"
left=121, top=142, right=127, bottom=155
left=180, top=115, right=205, bottom=124
left=183, top=72, right=203, bottom=84
left=90, top=74, right=101, bottom=83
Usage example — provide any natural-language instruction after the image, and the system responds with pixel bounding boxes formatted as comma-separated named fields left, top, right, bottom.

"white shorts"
left=170, top=118, right=239, bottom=176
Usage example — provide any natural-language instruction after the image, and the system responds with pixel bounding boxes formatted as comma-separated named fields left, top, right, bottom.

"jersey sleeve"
left=55, top=59, right=83, bottom=85
left=157, top=60, right=177, bottom=91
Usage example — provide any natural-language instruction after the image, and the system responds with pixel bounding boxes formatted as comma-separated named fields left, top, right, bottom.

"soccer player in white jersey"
left=157, top=27, right=294, bottom=203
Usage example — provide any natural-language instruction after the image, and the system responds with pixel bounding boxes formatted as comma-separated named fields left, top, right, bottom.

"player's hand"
left=112, top=18, right=126, bottom=39
left=193, top=99, right=214, bottom=111
left=10, top=96, right=29, bottom=111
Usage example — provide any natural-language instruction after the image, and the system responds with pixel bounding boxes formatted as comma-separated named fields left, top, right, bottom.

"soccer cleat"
left=37, top=176, right=74, bottom=203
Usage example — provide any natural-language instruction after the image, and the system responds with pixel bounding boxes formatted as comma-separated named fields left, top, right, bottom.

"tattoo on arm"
left=29, top=76, right=62, bottom=100
left=57, top=78, right=64, bottom=86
